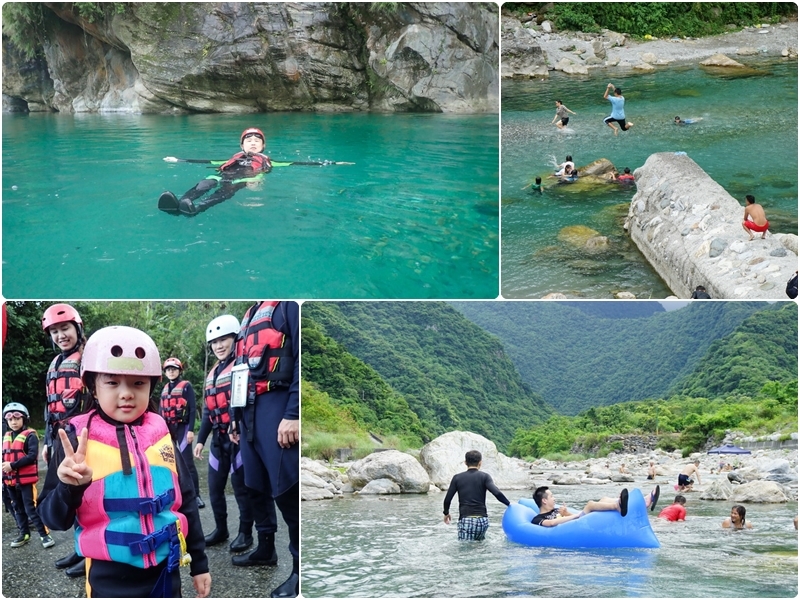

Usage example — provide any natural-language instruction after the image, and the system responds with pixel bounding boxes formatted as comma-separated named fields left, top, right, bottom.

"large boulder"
left=700, top=479, right=734, bottom=500
left=500, top=16, right=547, bottom=78
left=700, top=53, right=746, bottom=67
left=625, top=152, right=798, bottom=299
left=729, top=480, right=790, bottom=503
left=347, top=450, right=431, bottom=493
left=419, top=431, right=530, bottom=490
left=301, top=471, right=337, bottom=501
left=359, top=478, right=401, bottom=495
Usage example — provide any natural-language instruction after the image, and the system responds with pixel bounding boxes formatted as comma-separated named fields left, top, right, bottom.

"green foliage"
left=3, top=301, right=252, bottom=429
left=504, top=3, right=796, bottom=37
left=302, top=302, right=553, bottom=451
left=509, top=384, right=798, bottom=458
left=1, top=3, right=46, bottom=59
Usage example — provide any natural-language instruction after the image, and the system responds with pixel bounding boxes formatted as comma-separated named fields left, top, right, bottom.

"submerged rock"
left=558, top=225, right=602, bottom=247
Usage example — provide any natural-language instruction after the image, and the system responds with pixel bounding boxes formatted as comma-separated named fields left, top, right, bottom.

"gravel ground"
left=534, top=21, right=798, bottom=67
left=1, top=459, right=293, bottom=598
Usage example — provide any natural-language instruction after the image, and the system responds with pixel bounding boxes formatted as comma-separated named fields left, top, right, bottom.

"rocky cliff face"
left=3, top=2, right=498, bottom=114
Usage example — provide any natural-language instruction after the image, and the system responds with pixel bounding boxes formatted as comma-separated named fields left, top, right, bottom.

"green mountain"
left=670, top=302, right=798, bottom=398
left=301, top=302, right=553, bottom=449
left=451, top=301, right=784, bottom=414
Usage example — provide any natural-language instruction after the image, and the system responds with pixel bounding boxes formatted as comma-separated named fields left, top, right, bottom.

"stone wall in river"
left=625, top=152, right=798, bottom=299
left=2, top=2, right=498, bottom=114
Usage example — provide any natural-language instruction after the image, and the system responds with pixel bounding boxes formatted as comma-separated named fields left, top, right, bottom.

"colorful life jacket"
left=2, top=429, right=38, bottom=486
left=235, top=301, right=294, bottom=397
left=219, top=152, right=272, bottom=173
left=204, top=359, right=234, bottom=431
left=160, top=380, right=189, bottom=426
left=45, top=350, right=84, bottom=424
left=69, top=410, right=188, bottom=570
left=618, top=174, right=635, bottom=182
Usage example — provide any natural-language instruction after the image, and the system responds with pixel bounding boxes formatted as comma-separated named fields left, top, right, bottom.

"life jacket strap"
left=104, top=489, right=176, bottom=516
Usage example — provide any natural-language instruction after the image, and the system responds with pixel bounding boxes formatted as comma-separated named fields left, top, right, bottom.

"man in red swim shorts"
left=742, top=195, right=770, bottom=240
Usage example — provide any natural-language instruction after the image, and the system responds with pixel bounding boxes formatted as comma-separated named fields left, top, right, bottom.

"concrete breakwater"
left=625, top=152, right=798, bottom=299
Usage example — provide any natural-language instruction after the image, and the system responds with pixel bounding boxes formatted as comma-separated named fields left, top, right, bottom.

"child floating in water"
left=674, top=116, right=702, bottom=125
left=616, top=167, right=635, bottom=183
left=529, top=177, right=543, bottom=193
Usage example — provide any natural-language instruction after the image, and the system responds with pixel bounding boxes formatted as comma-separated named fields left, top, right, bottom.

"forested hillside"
left=670, top=302, right=798, bottom=397
left=301, top=302, right=553, bottom=449
left=559, top=301, right=665, bottom=319
left=452, top=301, right=781, bottom=414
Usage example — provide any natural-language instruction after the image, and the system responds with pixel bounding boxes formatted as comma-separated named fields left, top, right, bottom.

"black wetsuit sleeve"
left=282, top=302, right=300, bottom=421
left=485, top=474, right=511, bottom=507
left=184, top=382, right=197, bottom=430
left=174, top=441, right=208, bottom=576
left=443, top=475, right=459, bottom=515
left=37, top=427, right=89, bottom=531
left=12, top=433, right=39, bottom=470
left=196, top=402, right=212, bottom=447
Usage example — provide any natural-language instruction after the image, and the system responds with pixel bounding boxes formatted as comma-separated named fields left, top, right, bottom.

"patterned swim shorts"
left=457, top=516, right=489, bottom=541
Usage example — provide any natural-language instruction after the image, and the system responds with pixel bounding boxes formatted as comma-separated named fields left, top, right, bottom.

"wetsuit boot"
left=65, top=559, right=86, bottom=578
left=55, top=551, right=83, bottom=569
left=229, top=522, right=254, bottom=553
left=204, top=520, right=229, bottom=546
left=270, top=557, right=299, bottom=598
left=231, top=531, right=277, bottom=567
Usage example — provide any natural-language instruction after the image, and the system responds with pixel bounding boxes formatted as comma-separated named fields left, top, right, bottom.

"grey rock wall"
left=3, top=2, right=498, bottom=114
left=625, top=153, right=798, bottom=299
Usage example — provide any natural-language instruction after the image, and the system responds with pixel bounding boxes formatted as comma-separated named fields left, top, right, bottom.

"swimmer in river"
left=552, top=155, right=575, bottom=177
left=603, top=83, right=633, bottom=135
left=722, top=505, right=753, bottom=529
left=674, top=116, right=703, bottom=125
left=530, top=177, right=543, bottom=193
left=552, top=100, right=577, bottom=129
left=616, top=167, right=635, bottom=183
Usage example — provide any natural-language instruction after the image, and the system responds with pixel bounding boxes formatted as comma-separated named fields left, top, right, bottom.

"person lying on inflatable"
left=531, top=485, right=659, bottom=526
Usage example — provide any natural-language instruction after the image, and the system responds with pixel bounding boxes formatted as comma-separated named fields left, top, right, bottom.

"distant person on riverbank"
left=678, top=459, right=701, bottom=491
left=742, top=195, right=770, bottom=240
left=603, top=84, right=633, bottom=135
left=722, top=505, right=752, bottom=529
left=691, top=285, right=711, bottom=299
left=658, top=495, right=687, bottom=521
left=618, top=463, right=628, bottom=474
left=647, top=461, right=656, bottom=480
left=531, top=485, right=660, bottom=526
left=443, top=450, right=510, bottom=541
left=552, top=100, right=576, bottom=129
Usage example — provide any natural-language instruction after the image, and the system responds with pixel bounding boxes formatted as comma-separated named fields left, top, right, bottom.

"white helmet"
left=206, top=315, right=240, bottom=343
left=3, top=402, right=29, bottom=419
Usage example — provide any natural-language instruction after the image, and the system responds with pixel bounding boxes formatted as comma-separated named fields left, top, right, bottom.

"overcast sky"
left=658, top=301, right=690, bottom=311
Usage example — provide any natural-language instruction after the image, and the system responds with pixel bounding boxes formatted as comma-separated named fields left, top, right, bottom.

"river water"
left=2, top=112, right=498, bottom=299
left=301, top=478, right=798, bottom=597
left=501, top=58, right=798, bottom=298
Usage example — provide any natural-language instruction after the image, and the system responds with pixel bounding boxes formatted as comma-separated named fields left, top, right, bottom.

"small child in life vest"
left=3, top=402, right=55, bottom=549
left=37, top=326, right=211, bottom=598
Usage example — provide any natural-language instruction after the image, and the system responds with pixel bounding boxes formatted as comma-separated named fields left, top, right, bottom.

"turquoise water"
left=2, top=113, right=498, bottom=299
left=502, top=58, right=798, bottom=298
left=302, top=481, right=798, bottom=597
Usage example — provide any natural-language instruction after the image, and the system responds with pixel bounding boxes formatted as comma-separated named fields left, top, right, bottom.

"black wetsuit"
left=442, top=468, right=510, bottom=520
left=179, top=153, right=272, bottom=215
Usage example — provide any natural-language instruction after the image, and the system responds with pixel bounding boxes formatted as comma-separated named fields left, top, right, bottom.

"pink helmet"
left=163, top=357, right=183, bottom=371
left=42, top=303, right=83, bottom=331
left=80, top=326, right=162, bottom=385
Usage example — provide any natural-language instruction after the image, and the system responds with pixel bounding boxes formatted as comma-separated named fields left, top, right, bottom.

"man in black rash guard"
left=442, top=450, right=510, bottom=540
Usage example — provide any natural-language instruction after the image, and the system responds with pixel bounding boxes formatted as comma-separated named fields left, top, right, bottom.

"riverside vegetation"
left=502, top=2, right=797, bottom=38
left=301, top=301, right=797, bottom=461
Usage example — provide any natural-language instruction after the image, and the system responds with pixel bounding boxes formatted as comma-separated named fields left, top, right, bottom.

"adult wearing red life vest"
left=194, top=315, right=257, bottom=553
left=162, top=128, right=273, bottom=216
left=41, top=303, right=87, bottom=575
left=234, top=301, right=299, bottom=597
left=3, top=402, right=55, bottom=549
left=160, top=357, right=204, bottom=509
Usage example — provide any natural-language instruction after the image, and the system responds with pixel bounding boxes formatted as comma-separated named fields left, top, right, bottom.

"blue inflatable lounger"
left=502, top=488, right=659, bottom=549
